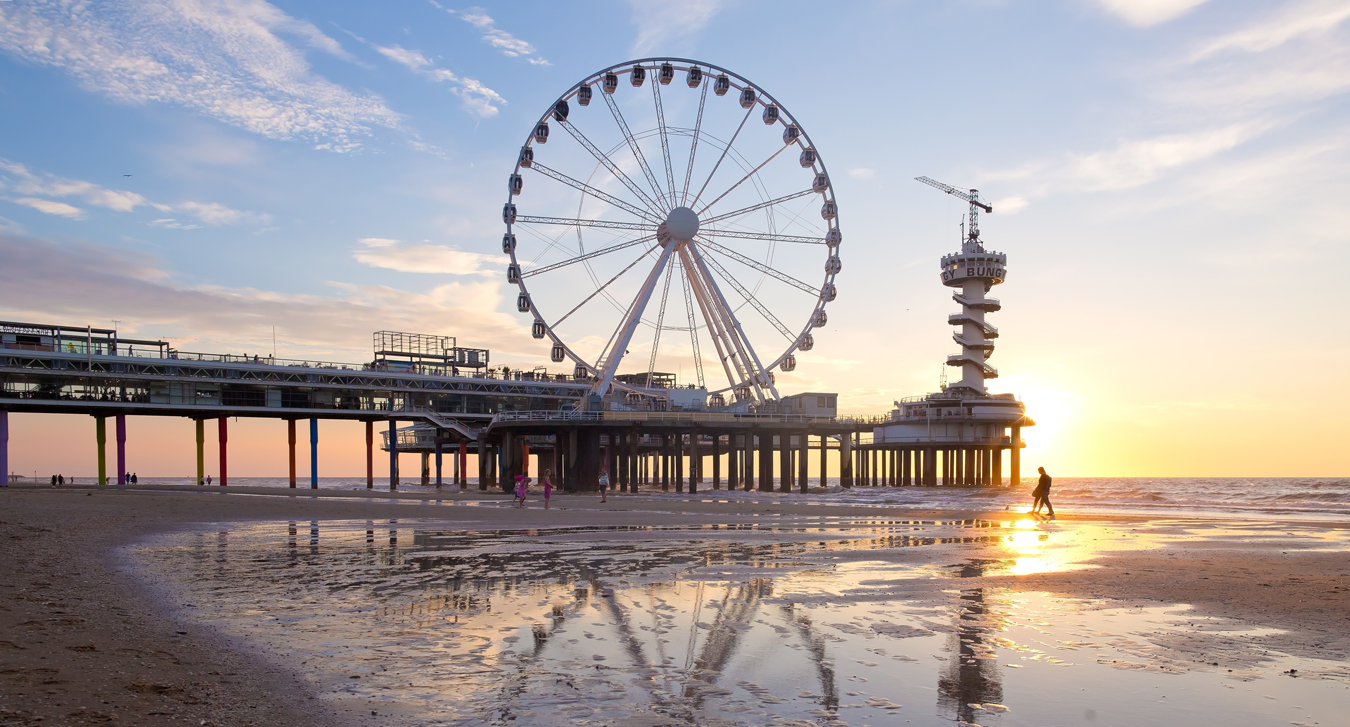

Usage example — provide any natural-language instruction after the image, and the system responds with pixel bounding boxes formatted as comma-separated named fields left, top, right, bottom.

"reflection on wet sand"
left=135, top=518, right=1350, bottom=727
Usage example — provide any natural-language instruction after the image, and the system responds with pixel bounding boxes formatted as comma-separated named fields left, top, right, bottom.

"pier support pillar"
left=1011, top=426, right=1021, bottom=487
left=95, top=416, right=106, bottom=485
left=745, top=433, right=756, bottom=492
left=711, top=434, right=721, bottom=490
left=421, top=452, right=431, bottom=486
left=388, top=419, right=398, bottom=491
left=115, top=415, right=126, bottom=485
left=779, top=435, right=791, bottom=493
left=195, top=419, right=204, bottom=485
left=758, top=432, right=773, bottom=492
left=477, top=434, right=489, bottom=491
left=993, top=447, right=1003, bottom=486
left=309, top=418, right=319, bottom=489
left=365, top=422, right=374, bottom=489
left=435, top=438, right=443, bottom=488
left=288, top=420, right=297, bottom=487
left=0, top=410, right=7, bottom=487
left=217, top=417, right=228, bottom=486
left=674, top=433, right=684, bottom=493
left=459, top=441, right=468, bottom=489
left=727, top=436, right=737, bottom=490
left=799, top=433, right=810, bottom=493
left=690, top=429, right=700, bottom=493
left=840, top=434, right=853, bottom=488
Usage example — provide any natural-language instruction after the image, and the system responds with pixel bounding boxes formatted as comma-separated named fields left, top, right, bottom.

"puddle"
left=134, top=520, right=1350, bottom=726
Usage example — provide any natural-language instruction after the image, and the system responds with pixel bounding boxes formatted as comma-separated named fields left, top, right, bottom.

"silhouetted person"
left=131, top=472, right=138, bottom=484
left=1032, top=466, right=1054, bottom=517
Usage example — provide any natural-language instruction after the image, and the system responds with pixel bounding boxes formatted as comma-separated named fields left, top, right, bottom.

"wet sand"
left=2, top=484, right=1348, bottom=726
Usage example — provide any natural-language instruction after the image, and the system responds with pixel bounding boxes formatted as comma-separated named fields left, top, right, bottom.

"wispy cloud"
left=0, top=157, right=269, bottom=227
left=426, top=3, right=548, bottom=65
left=372, top=43, right=506, bottom=118
left=13, top=198, right=84, bottom=219
left=454, top=6, right=550, bottom=66
left=149, top=218, right=201, bottom=230
left=1192, top=0, right=1350, bottom=58
left=0, top=0, right=399, bottom=151
left=627, top=0, right=730, bottom=54
left=1095, top=0, right=1212, bottom=27
left=0, top=233, right=529, bottom=361
left=353, top=237, right=507, bottom=275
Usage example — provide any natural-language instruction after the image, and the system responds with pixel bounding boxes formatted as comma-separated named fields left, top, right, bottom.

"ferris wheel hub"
left=664, top=206, right=700, bottom=243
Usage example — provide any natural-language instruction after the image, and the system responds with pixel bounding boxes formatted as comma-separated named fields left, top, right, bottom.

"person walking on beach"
left=541, top=469, right=554, bottom=510
left=1032, top=466, right=1055, bottom=518
left=598, top=468, right=610, bottom=503
left=513, top=474, right=528, bottom=508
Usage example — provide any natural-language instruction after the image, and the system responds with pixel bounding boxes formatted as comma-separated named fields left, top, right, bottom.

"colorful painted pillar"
left=365, top=421, right=374, bottom=489
left=288, top=420, right=297, bottom=488
left=309, top=418, right=319, bottom=489
left=218, top=417, right=228, bottom=486
left=0, top=410, right=8, bottom=487
left=195, top=419, right=204, bottom=485
left=115, top=415, right=127, bottom=485
left=95, top=416, right=107, bottom=485
left=388, top=419, right=398, bottom=491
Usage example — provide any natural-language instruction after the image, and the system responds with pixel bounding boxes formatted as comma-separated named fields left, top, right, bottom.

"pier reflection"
left=937, top=586, right=1004, bottom=725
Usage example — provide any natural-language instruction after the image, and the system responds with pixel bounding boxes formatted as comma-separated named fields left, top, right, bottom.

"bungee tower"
left=863, top=177, right=1033, bottom=487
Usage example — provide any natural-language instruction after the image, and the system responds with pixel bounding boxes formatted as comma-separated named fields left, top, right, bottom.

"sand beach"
left=2, top=483, right=1347, bottom=727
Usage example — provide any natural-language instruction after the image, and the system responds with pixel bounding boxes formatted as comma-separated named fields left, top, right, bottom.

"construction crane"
left=916, top=176, right=992, bottom=253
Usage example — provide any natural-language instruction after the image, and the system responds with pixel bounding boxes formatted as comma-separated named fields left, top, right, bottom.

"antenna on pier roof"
left=939, top=366, right=948, bottom=391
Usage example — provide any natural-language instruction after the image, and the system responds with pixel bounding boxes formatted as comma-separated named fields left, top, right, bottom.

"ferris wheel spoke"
left=517, top=215, right=654, bottom=233
left=592, top=243, right=679, bottom=396
left=701, top=188, right=815, bottom=227
left=685, top=242, right=780, bottom=401
left=529, top=162, right=660, bottom=223
left=553, top=120, right=664, bottom=215
left=690, top=104, right=755, bottom=209
left=699, top=228, right=826, bottom=245
left=644, top=257, right=676, bottom=389
left=651, top=79, right=677, bottom=202
left=601, top=88, right=667, bottom=212
left=678, top=259, right=706, bottom=388
left=695, top=238, right=819, bottom=296
left=552, top=244, right=660, bottom=328
left=697, top=249, right=796, bottom=342
left=695, top=144, right=794, bottom=217
left=680, top=80, right=709, bottom=207
left=522, top=234, right=656, bottom=278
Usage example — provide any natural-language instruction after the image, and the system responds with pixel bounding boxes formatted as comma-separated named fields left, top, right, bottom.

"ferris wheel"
left=502, top=58, right=841, bottom=406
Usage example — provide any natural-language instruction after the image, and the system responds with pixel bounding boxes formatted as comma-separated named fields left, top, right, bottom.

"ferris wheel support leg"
left=677, top=245, right=744, bottom=391
left=685, top=243, right=778, bottom=402
left=592, top=243, right=677, bottom=399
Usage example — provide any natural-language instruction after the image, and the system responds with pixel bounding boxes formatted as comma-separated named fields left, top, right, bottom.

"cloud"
left=13, top=198, right=84, bottom=219
left=149, top=218, right=202, bottom=230
left=986, top=121, right=1274, bottom=196
left=175, top=201, right=270, bottom=226
left=0, top=157, right=269, bottom=227
left=992, top=196, right=1029, bottom=214
left=353, top=237, right=507, bottom=275
left=0, top=0, right=399, bottom=151
left=1096, top=0, right=1212, bottom=27
left=0, top=232, right=530, bottom=361
left=848, top=168, right=875, bottom=179
left=373, top=43, right=506, bottom=117
left=1192, top=0, right=1350, bottom=58
left=456, top=7, right=550, bottom=65
left=627, top=0, right=729, bottom=54
left=0, top=158, right=147, bottom=211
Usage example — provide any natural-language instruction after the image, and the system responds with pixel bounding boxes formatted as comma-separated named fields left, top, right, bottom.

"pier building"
left=852, top=179, right=1033, bottom=488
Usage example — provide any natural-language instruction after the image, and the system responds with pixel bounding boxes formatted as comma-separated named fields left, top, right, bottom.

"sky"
left=1, top=0, right=1348, bottom=478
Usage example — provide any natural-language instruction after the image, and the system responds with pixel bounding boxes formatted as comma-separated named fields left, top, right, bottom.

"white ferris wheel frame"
left=503, top=57, right=842, bottom=404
